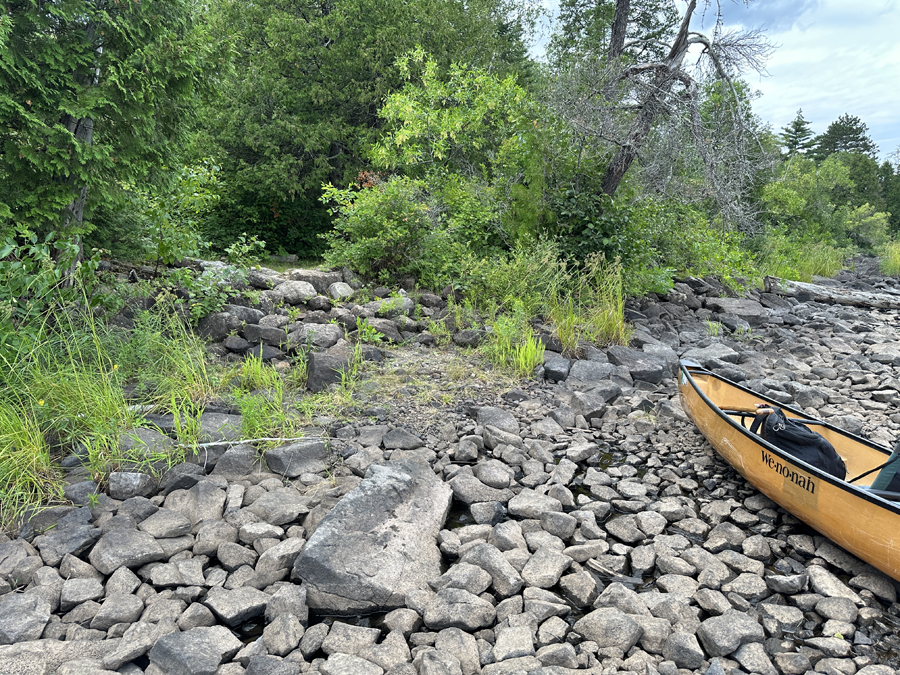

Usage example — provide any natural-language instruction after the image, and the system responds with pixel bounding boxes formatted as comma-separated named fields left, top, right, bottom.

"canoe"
left=678, top=360, right=900, bottom=582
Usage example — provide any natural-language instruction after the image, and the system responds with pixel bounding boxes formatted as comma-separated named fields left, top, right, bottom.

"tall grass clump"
left=110, top=299, right=221, bottom=409
left=879, top=241, right=900, bottom=276
left=754, top=229, right=846, bottom=282
left=0, top=400, right=61, bottom=526
left=482, top=301, right=545, bottom=376
left=547, top=254, right=631, bottom=355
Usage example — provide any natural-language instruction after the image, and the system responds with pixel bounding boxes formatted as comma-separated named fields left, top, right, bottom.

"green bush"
left=751, top=227, right=846, bottom=282
left=879, top=241, right=900, bottom=276
left=321, top=176, right=467, bottom=288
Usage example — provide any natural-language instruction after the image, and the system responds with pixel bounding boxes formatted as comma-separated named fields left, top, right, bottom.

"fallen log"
left=765, top=276, right=900, bottom=310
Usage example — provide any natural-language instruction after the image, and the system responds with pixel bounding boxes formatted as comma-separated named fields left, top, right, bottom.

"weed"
left=482, top=302, right=545, bottom=377
left=355, top=317, right=384, bottom=344
left=225, top=233, right=267, bottom=267
left=704, top=320, right=722, bottom=337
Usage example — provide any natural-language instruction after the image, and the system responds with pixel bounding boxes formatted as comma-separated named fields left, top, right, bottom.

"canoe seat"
left=868, top=442, right=900, bottom=491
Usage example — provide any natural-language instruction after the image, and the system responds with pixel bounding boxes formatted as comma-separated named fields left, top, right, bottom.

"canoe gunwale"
left=678, top=361, right=900, bottom=516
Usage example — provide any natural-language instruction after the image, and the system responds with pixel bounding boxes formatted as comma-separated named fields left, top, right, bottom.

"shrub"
left=752, top=227, right=846, bottom=282
left=321, top=176, right=466, bottom=288
left=879, top=241, right=900, bottom=276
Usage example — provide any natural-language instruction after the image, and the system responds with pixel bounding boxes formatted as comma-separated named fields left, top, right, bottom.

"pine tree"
left=812, top=114, right=878, bottom=159
left=779, top=109, right=816, bottom=155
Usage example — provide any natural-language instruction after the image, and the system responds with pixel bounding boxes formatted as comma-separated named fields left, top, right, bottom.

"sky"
left=535, top=0, right=900, bottom=161
left=717, top=0, right=900, bottom=161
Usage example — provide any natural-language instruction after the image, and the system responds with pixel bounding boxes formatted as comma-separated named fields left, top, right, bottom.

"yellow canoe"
left=678, top=361, right=900, bottom=582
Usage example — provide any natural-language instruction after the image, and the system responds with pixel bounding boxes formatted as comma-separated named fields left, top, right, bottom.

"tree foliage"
left=0, top=0, right=220, bottom=241
left=199, top=0, right=537, bottom=255
left=779, top=109, right=816, bottom=156
left=813, top=113, right=878, bottom=159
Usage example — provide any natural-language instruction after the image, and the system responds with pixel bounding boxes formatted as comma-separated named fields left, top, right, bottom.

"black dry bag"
left=751, top=408, right=847, bottom=480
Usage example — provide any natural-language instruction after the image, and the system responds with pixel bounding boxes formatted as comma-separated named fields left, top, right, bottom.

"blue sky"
left=718, top=0, right=900, bottom=161
left=535, top=0, right=900, bottom=161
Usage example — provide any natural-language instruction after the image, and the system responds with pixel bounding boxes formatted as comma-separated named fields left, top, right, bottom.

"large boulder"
left=294, top=460, right=453, bottom=614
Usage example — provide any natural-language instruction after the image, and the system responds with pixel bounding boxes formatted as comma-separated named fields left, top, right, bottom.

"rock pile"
left=1, top=260, right=899, bottom=675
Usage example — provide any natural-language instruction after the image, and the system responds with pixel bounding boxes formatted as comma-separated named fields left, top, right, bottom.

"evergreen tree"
left=812, top=114, right=878, bottom=159
left=779, top=109, right=816, bottom=155
left=199, top=0, right=536, bottom=254
left=0, top=0, right=219, bottom=246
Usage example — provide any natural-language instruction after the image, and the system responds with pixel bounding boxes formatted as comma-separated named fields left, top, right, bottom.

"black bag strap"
left=750, top=414, right=766, bottom=435
left=750, top=406, right=779, bottom=436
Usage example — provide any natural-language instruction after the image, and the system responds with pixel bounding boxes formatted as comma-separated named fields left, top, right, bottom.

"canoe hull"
left=678, top=363, right=900, bottom=582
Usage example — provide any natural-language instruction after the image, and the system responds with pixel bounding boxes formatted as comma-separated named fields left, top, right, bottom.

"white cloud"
left=731, top=0, right=900, bottom=158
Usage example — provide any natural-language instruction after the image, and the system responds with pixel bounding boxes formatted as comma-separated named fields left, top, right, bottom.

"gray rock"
left=681, top=343, right=740, bottom=367
left=452, top=329, right=486, bottom=347
left=607, top=346, right=667, bottom=383
left=198, top=312, right=242, bottom=341
left=148, top=626, right=243, bottom=675
left=476, top=407, right=519, bottom=435
left=328, top=282, right=355, bottom=300
left=0, top=592, right=51, bottom=644
left=224, top=304, right=265, bottom=324
left=290, top=322, right=344, bottom=350
left=567, top=360, right=615, bottom=383
left=108, top=472, right=157, bottom=500
left=573, top=607, right=642, bottom=651
left=203, top=586, right=270, bottom=626
left=449, top=474, right=513, bottom=504
left=807, top=565, right=863, bottom=605
left=88, top=529, right=166, bottom=575
left=305, top=352, right=352, bottom=393
left=286, top=269, right=342, bottom=293
left=358, top=629, right=411, bottom=671
left=493, top=625, right=535, bottom=660
left=663, top=632, right=704, bottom=669
left=733, top=642, right=777, bottom=675
left=32, top=509, right=100, bottom=567
left=507, top=490, right=562, bottom=518
left=211, top=445, right=264, bottom=479
left=193, top=520, right=238, bottom=556
left=138, top=508, right=193, bottom=538
left=435, top=627, right=480, bottom=675
left=59, top=577, right=104, bottom=611
left=423, top=588, right=497, bottom=631
left=543, top=356, right=571, bottom=382
left=460, top=543, right=524, bottom=597
left=321, top=620, right=380, bottom=656
left=520, top=548, right=571, bottom=588
left=198, top=413, right=243, bottom=443
left=704, top=297, right=769, bottom=326
left=429, top=563, right=493, bottom=595
left=164, top=481, right=227, bottom=528
left=294, top=461, right=453, bottom=613
left=319, top=653, right=383, bottom=675
left=263, top=613, right=304, bottom=656
left=246, top=488, right=311, bottom=526
left=696, top=608, right=764, bottom=656
left=119, top=427, right=175, bottom=459
left=103, top=620, right=178, bottom=669
left=382, top=428, right=424, bottom=450
left=274, top=280, right=317, bottom=304
left=265, top=440, right=329, bottom=477
left=535, top=642, right=578, bottom=668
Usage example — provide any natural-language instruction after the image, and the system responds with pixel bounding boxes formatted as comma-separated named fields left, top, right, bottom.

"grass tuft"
left=879, top=241, right=900, bottom=276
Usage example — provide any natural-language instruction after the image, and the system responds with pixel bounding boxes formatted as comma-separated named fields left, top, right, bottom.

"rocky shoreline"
left=0, top=258, right=899, bottom=675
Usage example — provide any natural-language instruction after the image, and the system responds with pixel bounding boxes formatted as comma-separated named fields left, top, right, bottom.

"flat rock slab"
left=294, top=460, right=453, bottom=614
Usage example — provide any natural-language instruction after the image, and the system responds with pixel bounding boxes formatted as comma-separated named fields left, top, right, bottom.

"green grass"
left=482, top=303, right=546, bottom=377
left=879, top=241, right=900, bottom=276
left=756, top=236, right=846, bottom=283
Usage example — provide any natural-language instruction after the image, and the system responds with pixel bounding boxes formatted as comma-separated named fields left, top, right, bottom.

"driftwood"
left=765, top=276, right=900, bottom=310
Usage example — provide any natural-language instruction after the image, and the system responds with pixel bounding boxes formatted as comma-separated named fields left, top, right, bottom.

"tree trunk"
left=57, top=114, right=94, bottom=265
left=599, top=0, right=696, bottom=197
left=607, top=0, right=630, bottom=62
